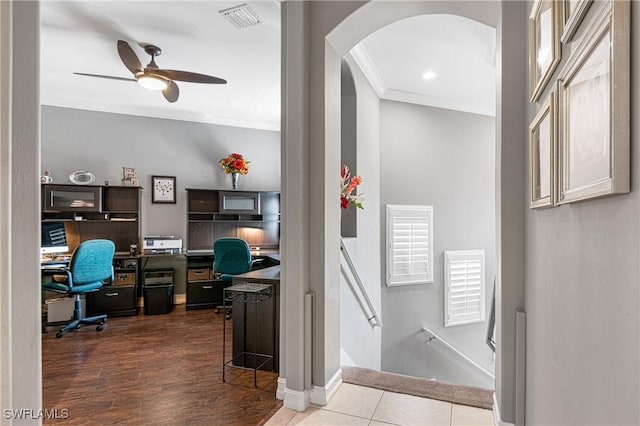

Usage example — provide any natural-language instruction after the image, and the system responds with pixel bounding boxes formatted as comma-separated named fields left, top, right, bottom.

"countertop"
left=231, top=265, right=280, bottom=284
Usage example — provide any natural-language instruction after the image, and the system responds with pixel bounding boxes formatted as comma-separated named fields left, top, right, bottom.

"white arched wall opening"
left=280, top=1, right=526, bottom=425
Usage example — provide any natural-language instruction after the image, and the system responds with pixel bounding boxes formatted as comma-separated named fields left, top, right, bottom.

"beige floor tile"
left=322, top=383, right=384, bottom=419
left=450, top=404, right=494, bottom=426
left=372, top=392, right=452, bottom=426
left=369, top=421, right=400, bottom=426
left=289, top=407, right=370, bottom=425
left=264, top=407, right=298, bottom=425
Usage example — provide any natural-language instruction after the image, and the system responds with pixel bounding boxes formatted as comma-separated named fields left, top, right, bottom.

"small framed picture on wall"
left=529, top=93, right=556, bottom=209
left=151, top=175, right=176, bottom=204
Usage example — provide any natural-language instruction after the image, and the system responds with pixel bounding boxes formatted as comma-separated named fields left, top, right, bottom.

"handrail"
left=421, top=327, right=495, bottom=379
left=340, top=238, right=382, bottom=328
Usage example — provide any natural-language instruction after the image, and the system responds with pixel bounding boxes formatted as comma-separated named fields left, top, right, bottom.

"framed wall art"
left=151, top=175, right=177, bottom=204
left=561, top=0, right=592, bottom=43
left=557, top=1, right=629, bottom=204
left=529, top=0, right=562, bottom=102
left=529, top=93, right=556, bottom=209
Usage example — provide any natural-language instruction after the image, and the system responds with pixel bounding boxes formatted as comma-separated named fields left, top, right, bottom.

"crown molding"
left=348, top=43, right=386, bottom=98
left=382, top=89, right=496, bottom=117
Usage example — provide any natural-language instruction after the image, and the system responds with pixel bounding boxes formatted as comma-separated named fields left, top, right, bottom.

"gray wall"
left=41, top=106, right=280, bottom=244
left=523, top=2, right=640, bottom=424
left=380, top=100, right=495, bottom=389
left=339, top=53, right=381, bottom=370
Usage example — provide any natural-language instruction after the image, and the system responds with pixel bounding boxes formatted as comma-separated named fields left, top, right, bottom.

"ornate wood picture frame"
left=561, top=0, right=592, bottom=43
left=557, top=1, right=629, bottom=204
left=529, top=93, right=556, bottom=209
left=151, top=175, right=177, bottom=204
left=529, top=0, right=562, bottom=102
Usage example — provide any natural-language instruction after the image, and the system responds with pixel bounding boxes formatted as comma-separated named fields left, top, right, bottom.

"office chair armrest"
left=51, top=268, right=72, bottom=284
left=249, top=258, right=264, bottom=270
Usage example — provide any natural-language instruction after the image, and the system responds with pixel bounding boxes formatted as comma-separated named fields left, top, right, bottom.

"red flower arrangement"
left=219, top=153, right=250, bottom=175
left=340, top=165, right=364, bottom=209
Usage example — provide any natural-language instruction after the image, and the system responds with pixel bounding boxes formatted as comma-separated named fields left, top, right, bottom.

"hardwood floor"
left=42, top=307, right=281, bottom=425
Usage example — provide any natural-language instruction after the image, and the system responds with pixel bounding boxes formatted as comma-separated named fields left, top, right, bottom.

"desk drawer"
left=86, top=285, right=137, bottom=317
left=187, top=268, right=212, bottom=282
left=186, top=280, right=226, bottom=310
left=113, top=271, right=136, bottom=286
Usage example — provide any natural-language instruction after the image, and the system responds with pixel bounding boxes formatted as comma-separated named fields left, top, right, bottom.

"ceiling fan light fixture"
left=137, top=75, right=168, bottom=91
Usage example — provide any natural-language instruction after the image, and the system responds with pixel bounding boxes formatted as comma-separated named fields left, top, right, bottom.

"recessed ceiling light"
left=422, top=71, right=437, bottom=80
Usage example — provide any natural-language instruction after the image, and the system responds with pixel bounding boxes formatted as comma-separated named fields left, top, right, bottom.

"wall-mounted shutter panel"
left=386, top=205, right=433, bottom=286
left=444, top=250, right=485, bottom=327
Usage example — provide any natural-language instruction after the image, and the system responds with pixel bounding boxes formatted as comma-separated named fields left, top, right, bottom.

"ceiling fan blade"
left=117, top=40, right=143, bottom=75
left=151, top=69, right=227, bottom=84
left=73, top=72, right=136, bottom=82
left=163, top=80, right=179, bottom=103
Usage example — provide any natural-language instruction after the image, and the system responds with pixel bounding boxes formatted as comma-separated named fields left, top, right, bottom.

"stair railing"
left=340, top=238, right=382, bottom=328
left=421, top=326, right=495, bottom=379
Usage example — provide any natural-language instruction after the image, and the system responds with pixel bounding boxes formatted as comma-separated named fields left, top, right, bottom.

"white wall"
left=3, top=1, right=43, bottom=420
left=523, top=2, right=640, bottom=424
left=41, top=106, right=281, bottom=242
left=339, top=54, right=381, bottom=370
left=379, top=100, right=495, bottom=389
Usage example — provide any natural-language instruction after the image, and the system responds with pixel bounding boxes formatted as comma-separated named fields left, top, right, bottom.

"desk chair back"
left=67, top=239, right=116, bottom=293
left=214, top=237, right=253, bottom=277
left=42, top=239, right=115, bottom=338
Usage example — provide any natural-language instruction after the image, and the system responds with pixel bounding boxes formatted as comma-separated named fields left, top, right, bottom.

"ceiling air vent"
left=219, top=3, right=261, bottom=29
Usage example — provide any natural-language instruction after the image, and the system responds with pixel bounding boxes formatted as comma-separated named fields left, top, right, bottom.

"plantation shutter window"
left=444, top=250, right=486, bottom=327
left=386, top=205, right=433, bottom=286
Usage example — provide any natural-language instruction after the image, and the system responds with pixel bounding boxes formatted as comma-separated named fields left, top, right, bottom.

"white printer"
left=143, top=236, right=182, bottom=254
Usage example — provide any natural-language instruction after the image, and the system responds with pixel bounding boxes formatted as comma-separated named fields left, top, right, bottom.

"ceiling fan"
left=74, top=40, right=227, bottom=103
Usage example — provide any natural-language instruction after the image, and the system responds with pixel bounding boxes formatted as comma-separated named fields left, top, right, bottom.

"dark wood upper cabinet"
left=41, top=184, right=141, bottom=254
left=186, top=188, right=280, bottom=251
left=219, top=191, right=260, bottom=214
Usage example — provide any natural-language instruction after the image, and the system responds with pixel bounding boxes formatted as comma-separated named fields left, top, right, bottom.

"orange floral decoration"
left=219, top=153, right=250, bottom=175
left=340, top=165, right=364, bottom=209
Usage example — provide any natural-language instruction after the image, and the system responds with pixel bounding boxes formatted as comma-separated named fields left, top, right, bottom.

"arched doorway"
left=279, top=2, right=527, bottom=424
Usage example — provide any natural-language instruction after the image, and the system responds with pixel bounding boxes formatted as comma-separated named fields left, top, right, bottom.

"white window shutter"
left=444, top=250, right=485, bottom=327
left=386, top=205, right=433, bottom=286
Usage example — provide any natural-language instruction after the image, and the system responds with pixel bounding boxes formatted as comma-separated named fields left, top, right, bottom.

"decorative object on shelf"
left=40, top=171, right=53, bottom=184
left=219, top=153, right=249, bottom=189
left=69, top=170, right=95, bottom=185
left=230, top=172, right=240, bottom=190
left=151, top=175, right=176, bottom=204
left=340, top=165, right=363, bottom=209
left=121, top=167, right=139, bottom=186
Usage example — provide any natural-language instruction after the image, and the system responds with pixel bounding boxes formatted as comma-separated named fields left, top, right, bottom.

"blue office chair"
left=213, top=237, right=261, bottom=319
left=43, top=239, right=115, bottom=338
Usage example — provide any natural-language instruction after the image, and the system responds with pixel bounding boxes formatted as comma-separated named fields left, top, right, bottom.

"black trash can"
left=143, top=269, right=174, bottom=315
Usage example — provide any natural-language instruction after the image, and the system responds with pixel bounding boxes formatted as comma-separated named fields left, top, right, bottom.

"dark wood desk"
left=231, top=265, right=280, bottom=371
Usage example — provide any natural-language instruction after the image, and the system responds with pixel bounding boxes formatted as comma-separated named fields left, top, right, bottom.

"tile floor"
left=264, top=383, right=494, bottom=426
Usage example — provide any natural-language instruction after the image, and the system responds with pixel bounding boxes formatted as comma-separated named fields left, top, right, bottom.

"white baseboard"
left=276, top=377, right=286, bottom=401
left=493, top=393, right=515, bottom=426
left=310, top=368, right=342, bottom=406
left=283, top=387, right=310, bottom=411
